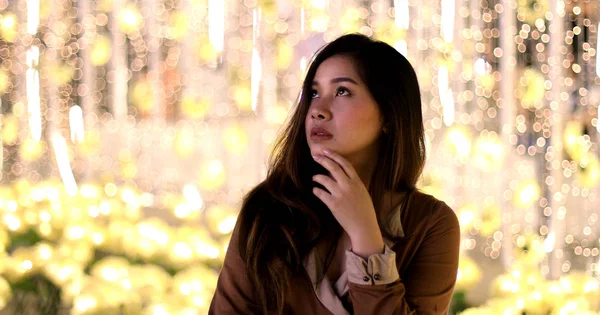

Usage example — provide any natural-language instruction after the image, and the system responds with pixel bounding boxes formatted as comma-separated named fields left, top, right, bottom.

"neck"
left=346, top=155, right=376, bottom=189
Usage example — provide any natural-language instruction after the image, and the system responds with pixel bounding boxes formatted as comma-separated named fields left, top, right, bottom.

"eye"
left=336, top=87, right=351, bottom=97
left=310, top=89, right=319, bottom=98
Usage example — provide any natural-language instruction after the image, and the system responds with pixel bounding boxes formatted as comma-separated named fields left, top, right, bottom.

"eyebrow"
left=312, top=77, right=359, bottom=86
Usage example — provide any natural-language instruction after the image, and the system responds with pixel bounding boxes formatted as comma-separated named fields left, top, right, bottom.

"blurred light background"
left=0, top=0, right=599, bottom=314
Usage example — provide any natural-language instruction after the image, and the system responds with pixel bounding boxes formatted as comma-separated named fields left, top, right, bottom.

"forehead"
left=313, top=55, right=360, bottom=81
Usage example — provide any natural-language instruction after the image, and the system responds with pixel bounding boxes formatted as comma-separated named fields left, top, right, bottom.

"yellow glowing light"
left=19, top=137, right=46, bottom=161
left=1, top=115, right=19, bottom=145
left=519, top=68, right=545, bottom=109
left=118, top=5, right=143, bottom=34
left=183, top=184, right=203, bottom=211
left=276, top=40, right=294, bottom=71
left=46, top=63, right=75, bottom=86
left=3, top=213, right=22, bottom=232
left=0, top=14, right=18, bottom=42
left=457, top=204, right=477, bottom=231
left=233, top=86, right=252, bottom=112
left=193, top=35, right=220, bottom=63
left=1, top=15, right=16, bottom=29
left=218, top=217, right=237, bottom=235
left=90, top=35, right=112, bottom=66
left=310, top=13, right=329, bottom=33
left=199, top=160, right=226, bottom=190
left=517, top=0, right=550, bottom=25
left=339, top=8, right=361, bottom=33
left=173, top=242, right=193, bottom=259
left=473, top=134, right=504, bottom=172
left=514, top=180, right=540, bottom=208
left=77, top=128, right=101, bottom=157
left=180, top=95, right=211, bottom=120
left=66, top=225, right=86, bottom=241
left=74, top=295, right=98, bottom=313
left=174, top=204, right=192, bottom=219
left=0, top=230, right=9, bottom=252
left=576, top=154, right=600, bottom=188
left=563, top=120, right=588, bottom=163
left=34, top=242, right=54, bottom=261
left=266, top=105, right=290, bottom=125
left=168, top=11, right=190, bottom=40
left=311, top=0, right=328, bottom=10
left=0, top=70, right=9, bottom=94
left=174, top=125, right=195, bottom=157
left=479, top=204, right=502, bottom=237
left=205, top=204, right=238, bottom=235
left=478, top=74, right=495, bottom=90
left=0, top=276, right=10, bottom=310
left=446, top=127, right=472, bottom=158
left=456, top=254, right=482, bottom=292
left=131, top=80, right=154, bottom=115
left=223, top=125, right=248, bottom=155
left=514, top=233, right=546, bottom=265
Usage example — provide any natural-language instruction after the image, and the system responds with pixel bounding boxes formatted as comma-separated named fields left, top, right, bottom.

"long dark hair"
left=236, top=33, right=426, bottom=314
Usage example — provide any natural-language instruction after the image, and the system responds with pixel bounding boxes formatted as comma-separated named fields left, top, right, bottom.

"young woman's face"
left=305, top=55, right=383, bottom=167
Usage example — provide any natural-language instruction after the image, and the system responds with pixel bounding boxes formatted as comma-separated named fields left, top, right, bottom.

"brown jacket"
left=209, top=190, right=460, bottom=314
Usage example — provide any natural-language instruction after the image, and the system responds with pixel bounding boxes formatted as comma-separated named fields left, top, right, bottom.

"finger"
left=312, top=187, right=333, bottom=207
left=313, top=155, right=348, bottom=181
left=322, top=149, right=358, bottom=179
left=312, top=174, right=338, bottom=195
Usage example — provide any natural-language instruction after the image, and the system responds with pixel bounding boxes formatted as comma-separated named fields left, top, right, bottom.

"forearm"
left=349, top=226, right=385, bottom=259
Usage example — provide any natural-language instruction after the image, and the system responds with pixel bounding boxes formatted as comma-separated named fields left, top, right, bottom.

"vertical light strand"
left=394, top=0, right=409, bottom=30
left=0, top=99, right=3, bottom=173
left=393, top=0, right=408, bottom=56
left=145, top=0, right=165, bottom=119
left=440, top=0, right=455, bottom=43
left=596, top=22, right=600, bottom=78
left=26, top=0, right=41, bottom=142
left=208, top=0, right=225, bottom=53
left=52, top=134, right=78, bottom=196
left=547, top=0, right=566, bottom=280
left=438, top=65, right=454, bottom=127
left=69, top=106, right=85, bottom=143
left=499, top=0, right=517, bottom=268
left=25, top=46, right=41, bottom=142
left=78, top=0, right=94, bottom=138
left=26, top=0, right=39, bottom=35
left=300, top=6, right=305, bottom=35
left=251, top=8, right=262, bottom=113
left=111, top=0, right=128, bottom=121
left=440, top=0, right=455, bottom=127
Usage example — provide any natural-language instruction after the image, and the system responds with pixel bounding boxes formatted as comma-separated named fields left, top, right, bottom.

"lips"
left=310, top=127, right=333, bottom=140
left=311, top=127, right=332, bottom=137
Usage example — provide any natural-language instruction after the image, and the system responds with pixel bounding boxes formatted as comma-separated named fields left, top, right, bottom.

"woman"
left=209, top=33, right=460, bottom=315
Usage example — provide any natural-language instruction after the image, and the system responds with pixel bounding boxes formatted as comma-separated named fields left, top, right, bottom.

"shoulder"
left=406, top=190, right=459, bottom=233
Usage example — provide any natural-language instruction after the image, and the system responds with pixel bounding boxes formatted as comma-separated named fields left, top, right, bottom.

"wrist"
left=349, top=230, right=384, bottom=259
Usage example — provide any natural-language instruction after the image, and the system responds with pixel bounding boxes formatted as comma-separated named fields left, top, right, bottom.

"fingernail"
left=323, top=149, right=331, bottom=154
left=312, top=155, right=319, bottom=160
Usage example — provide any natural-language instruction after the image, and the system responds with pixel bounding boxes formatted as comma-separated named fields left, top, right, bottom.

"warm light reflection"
left=52, top=134, right=78, bottom=196
left=208, top=0, right=225, bottom=52
left=69, top=106, right=85, bottom=144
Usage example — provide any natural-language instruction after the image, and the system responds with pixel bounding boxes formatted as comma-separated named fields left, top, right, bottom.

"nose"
left=310, top=102, right=332, bottom=121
